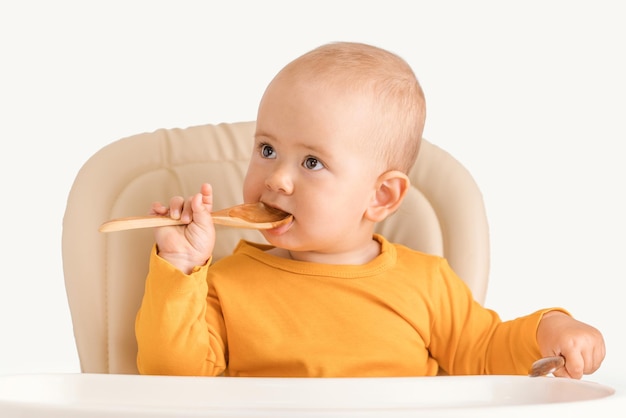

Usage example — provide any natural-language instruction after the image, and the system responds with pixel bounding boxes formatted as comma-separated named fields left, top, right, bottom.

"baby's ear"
left=365, top=170, right=410, bottom=222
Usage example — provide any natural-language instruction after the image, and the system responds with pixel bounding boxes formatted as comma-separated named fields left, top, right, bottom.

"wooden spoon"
left=98, top=202, right=292, bottom=232
left=528, top=355, right=565, bottom=377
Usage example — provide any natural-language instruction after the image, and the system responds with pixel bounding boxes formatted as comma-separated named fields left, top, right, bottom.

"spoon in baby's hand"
left=98, top=202, right=292, bottom=232
left=528, top=355, right=565, bottom=377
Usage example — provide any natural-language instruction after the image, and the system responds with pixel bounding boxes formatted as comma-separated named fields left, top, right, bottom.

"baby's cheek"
left=242, top=175, right=260, bottom=202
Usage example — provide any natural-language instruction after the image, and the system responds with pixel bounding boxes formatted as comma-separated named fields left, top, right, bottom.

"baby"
left=135, top=42, right=605, bottom=378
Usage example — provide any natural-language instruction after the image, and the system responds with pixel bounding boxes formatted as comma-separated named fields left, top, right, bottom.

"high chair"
left=62, top=121, right=490, bottom=374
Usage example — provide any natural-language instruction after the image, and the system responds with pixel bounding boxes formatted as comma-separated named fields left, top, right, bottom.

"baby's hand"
left=150, top=183, right=216, bottom=274
left=536, top=311, right=606, bottom=379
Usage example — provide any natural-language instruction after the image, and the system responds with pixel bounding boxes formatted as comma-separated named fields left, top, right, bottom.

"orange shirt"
left=136, top=234, right=562, bottom=377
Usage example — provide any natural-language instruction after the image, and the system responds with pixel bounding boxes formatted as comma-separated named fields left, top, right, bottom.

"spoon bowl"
left=98, top=203, right=292, bottom=232
left=529, top=355, right=565, bottom=377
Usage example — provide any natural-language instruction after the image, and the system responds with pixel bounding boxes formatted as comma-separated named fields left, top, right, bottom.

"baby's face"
left=243, top=75, right=382, bottom=258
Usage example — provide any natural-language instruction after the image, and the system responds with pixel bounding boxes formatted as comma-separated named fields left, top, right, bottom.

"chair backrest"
left=62, top=121, right=490, bottom=374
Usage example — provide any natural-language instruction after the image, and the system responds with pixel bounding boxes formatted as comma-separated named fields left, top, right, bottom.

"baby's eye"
left=260, top=144, right=276, bottom=159
left=303, top=156, right=324, bottom=171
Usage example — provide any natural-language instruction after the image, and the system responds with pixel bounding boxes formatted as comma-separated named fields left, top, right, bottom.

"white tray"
left=0, top=373, right=617, bottom=417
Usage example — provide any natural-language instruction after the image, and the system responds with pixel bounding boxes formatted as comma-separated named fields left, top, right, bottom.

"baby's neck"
left=266, top=238, right=381, bottom=265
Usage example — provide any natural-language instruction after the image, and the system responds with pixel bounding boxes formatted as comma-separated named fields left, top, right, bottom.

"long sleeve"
left=426, top=257, right=568, bottom=375
left=135, top=245, right=227, bottom=376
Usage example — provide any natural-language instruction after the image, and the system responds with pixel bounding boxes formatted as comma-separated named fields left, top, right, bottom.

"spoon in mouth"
left=528, top=355, right=565, bottom=377
left=99, top=202, right=292, bottom=232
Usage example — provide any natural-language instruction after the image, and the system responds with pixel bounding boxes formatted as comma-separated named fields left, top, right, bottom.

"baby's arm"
left=136, top=182, right=226, bottom=376
left=135, top=246, right=227, bottom=376
left=536, top=311, right=605, bottom=378
left=150, top=183, right=216, bottom=274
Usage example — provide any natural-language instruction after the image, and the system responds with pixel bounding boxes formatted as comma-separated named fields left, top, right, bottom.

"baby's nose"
left=265, top=168, right=294, bottom=194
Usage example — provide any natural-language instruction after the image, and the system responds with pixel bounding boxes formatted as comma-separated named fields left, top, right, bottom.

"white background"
left=1, top=0, right=624, bottom=389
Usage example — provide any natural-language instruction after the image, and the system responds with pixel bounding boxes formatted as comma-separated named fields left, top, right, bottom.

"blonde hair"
left=276, top=42, right=426, bottom=174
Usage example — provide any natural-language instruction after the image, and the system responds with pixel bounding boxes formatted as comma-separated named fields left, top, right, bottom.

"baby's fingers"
left=200, top=183, right=213, bottom=207
left=188, top=184, right=214, bottom=228
left=168, top=195, right=186, bottom=220
left=584, top=343, right=606, bottom=375
left=554, top=352, right=584, bottom=379
left=149, top=201, right=169, bottom=216
left=554, top=344, right=605, bottom=379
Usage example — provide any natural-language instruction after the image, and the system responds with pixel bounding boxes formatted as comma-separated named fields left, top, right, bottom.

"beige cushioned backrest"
left=62, top=121, right=489, bottom=374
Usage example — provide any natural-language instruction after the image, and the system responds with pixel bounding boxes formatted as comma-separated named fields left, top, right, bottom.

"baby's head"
left=266, top=42, right=426, bottom=174
left=245, top=42, right=427, bottom=259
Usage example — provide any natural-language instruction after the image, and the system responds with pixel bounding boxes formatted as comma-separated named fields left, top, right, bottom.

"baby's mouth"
left=259, top=203, right=293, bottom=233
left=260, top=202, right=291, bottom=218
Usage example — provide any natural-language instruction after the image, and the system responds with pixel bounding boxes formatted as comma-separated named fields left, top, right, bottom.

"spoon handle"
left=98, top=212, right=282, bottom=232
left=98, top=216, right=185, bottom=232
left=528, top=355, right=565, bottom=377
